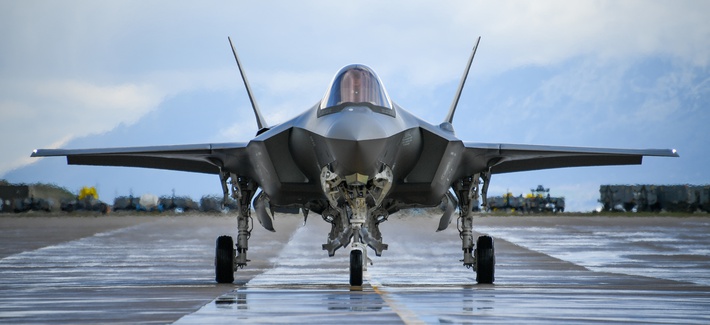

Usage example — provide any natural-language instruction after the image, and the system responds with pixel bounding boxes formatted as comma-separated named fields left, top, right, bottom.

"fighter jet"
left=32, top=37, right=678, bottom=286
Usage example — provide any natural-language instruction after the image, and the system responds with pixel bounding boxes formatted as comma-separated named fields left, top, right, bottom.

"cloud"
left=222, top=1, right=710, bottom=115
left=0, top=78, right=164, bottom=174
left=0, top=64, right=236, bottom=175
left=36, top=80, right=162, bottom=122
left=2, top=1, right=708, bottom=211
left=462, top=1, right=710, bottom=71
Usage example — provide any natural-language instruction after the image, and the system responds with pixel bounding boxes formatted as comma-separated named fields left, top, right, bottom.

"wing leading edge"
left=31, top=142, right=249, bottom=175
left=462, top=142, right=679, bottom=174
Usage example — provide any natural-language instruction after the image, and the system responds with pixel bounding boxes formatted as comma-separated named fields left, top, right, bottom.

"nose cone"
left=325, top=107, right=387, bottom=141
left=325, top=109, right=388, bottom=177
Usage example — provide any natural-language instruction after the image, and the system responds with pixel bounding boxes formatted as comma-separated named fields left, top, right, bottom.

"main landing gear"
left=215, top=172, right=256, bottom=284
left=475, top=235, right=495, bottom=284
left=215, top=235, right=235, bottom=283
left=454, top=172, right=495, bottom=284
left=214, top=169, right=496, bottom=286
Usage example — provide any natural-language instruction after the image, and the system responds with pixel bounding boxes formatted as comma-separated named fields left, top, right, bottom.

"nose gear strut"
left=320, top=165, right=393, bottom=285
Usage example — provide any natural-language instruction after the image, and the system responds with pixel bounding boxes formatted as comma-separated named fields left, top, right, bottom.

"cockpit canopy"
left=320, top=64, right=393, bottom=110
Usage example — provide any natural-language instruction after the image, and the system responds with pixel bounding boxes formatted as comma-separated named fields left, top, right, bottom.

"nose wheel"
left=349, top=249, right=364, bottom=286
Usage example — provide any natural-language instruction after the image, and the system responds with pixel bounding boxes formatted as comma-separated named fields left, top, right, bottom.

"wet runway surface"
left=1, top=213, right=709, bottom=324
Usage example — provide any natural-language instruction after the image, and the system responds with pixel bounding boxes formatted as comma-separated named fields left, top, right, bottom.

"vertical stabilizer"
left=228, top=37, right=268, bottom=131
left=444, top=37, right=481, bottom=124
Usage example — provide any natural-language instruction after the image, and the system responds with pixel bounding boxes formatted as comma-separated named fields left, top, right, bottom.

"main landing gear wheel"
left=215, top=235, right=235, bottom=284
left=350, top=249, right=364, bottom=286
left=475, top=235, right=495, bottom=284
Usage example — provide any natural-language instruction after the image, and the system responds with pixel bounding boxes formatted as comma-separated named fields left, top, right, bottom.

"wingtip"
left=30, top=149, right=55, bottom=157
left=30, top=149, right=44, bottom=157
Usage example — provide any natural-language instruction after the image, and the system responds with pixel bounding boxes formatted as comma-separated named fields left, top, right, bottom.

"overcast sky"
left=2, top=1, right=708, bottom=211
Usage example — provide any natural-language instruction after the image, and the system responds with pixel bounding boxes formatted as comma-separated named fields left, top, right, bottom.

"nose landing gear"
left=320, top=165, right=392, bottom=286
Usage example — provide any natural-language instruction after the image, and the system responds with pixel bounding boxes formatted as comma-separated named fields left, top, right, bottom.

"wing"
left=31, top=142, right=249, bottom=175
left=462, top=142, right=679, bottom=174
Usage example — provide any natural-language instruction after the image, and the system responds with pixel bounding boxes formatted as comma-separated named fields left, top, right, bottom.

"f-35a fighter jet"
left=32, top=37, right=678, bottom=286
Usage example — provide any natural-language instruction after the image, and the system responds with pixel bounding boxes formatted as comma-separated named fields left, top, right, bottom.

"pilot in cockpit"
left=320, top=64, right=393, bottom=112
left=338, top=68, right=369, bottom=104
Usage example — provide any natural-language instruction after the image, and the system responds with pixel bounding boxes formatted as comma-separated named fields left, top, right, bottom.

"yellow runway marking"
left=367, top=272, right=425, bottom=325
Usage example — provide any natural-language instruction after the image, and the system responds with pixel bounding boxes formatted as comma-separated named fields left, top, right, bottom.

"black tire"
left=215, top=235, right=235, bottom=283
left=350, top=250, right=363, bottom=286
left=475, top=235, right=495, bottom=284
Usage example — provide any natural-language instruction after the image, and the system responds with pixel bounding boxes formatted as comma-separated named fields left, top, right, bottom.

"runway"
left=1, top=213, right=709, bottom=324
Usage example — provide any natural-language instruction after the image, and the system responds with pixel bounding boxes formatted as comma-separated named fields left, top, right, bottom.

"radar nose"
left=325, top=109, right=388, bottom=177
left=325, top=106, right=387, bottom=141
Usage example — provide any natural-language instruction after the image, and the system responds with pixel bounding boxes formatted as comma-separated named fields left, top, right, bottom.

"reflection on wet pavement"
left=1, top=214, right=709, bottom=324
left=177, top=214, right=710, bottom=324
left=477, top=217, right=710, bottom=286
left=180, top=288, right=399, bottom=324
